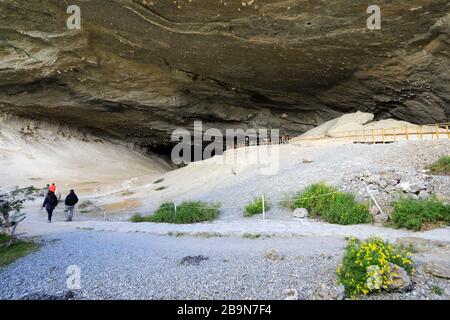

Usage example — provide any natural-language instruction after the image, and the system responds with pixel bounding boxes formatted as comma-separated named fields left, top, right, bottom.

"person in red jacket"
left=49, top=183, right=56, bottom=193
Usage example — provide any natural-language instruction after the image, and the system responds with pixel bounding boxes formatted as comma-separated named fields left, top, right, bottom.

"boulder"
left=418, top=190, right=429, bottom=200
left=293, top=208, right=308, bottom=218
left=396, top=181, right=426, bottom=194
left=265, top=249, right=284, bottom=261
left=387, top=263, right=412, bottom=292
left=373, top=213, right=389, bottom=224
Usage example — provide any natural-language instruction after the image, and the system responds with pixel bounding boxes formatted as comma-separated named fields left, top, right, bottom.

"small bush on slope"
left=427, top=155, right=450, bottom=175
left=293, top=182, right=371, bottom=225
left=131, top=201, right=220, bottom=224
left=390, top=196, right=450, bottom=231
left=244, top=197, right=271, bottom=217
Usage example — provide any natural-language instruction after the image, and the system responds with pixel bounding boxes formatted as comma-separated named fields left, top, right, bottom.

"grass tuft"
left=130, top=201, right=220, bottom=224
left=427, top=155, right=450, bottom=175
left=244, top=197, right=270, bottom=217
left=242, top=233, right=261, bottom=240
left=0, top=233, right=39, bottom=268
left=432, top=285, right=444, bottom=296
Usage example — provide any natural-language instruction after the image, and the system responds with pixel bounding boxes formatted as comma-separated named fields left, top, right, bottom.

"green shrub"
left=391, top=196, right=450, bottom=231
left=337, top=237, right=414, bottom=298
left=427, top=155, right=450, bottom=175
left=242, top=233, right=261, bottom=239
left=153, top=178, right=164, bottom=184
left=147, top=201, right=220, bottom=224
left=148, top=202, right=177, bottom=223
left=155, top=186, right=167, bottom=191
left=293, top=182, right=336, bottom=218
left=244, top=197, right=270, bottom=217
left=292, top=182, right=371, bottom=225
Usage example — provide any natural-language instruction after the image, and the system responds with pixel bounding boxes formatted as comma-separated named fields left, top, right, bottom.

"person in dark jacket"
left=43, top=191, right=58, bottom=223
left=64, top=190, right=79, bottom=222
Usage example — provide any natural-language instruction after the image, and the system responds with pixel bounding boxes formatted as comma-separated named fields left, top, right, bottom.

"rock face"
left=0, top=1, right=449, bottom=154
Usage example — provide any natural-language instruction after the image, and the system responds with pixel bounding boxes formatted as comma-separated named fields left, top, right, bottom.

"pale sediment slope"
left=0, top=115, right=171, bottom=194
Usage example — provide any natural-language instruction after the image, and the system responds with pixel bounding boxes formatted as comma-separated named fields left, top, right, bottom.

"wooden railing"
left=290, top=122, right=450, bottom=144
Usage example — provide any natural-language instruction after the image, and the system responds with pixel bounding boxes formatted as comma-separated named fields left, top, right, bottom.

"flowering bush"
left=337, top=237, right=414, bottom=297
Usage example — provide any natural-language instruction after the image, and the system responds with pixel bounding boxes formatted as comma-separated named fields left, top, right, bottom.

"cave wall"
left=0, top=0, right=449, bottom=153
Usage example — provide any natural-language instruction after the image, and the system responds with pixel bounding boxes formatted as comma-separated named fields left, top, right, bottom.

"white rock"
left=293, top=208, right=308, bottom=218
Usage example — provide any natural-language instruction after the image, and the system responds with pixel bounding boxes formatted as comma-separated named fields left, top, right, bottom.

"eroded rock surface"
left=0, top=1, right=449, bottom=153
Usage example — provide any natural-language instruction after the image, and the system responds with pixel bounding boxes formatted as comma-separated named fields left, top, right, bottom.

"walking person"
left=43, top=191, right=58, bottom=223
left=64, top=189, right=79, bottom=222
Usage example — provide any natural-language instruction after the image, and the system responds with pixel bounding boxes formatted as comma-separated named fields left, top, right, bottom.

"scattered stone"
left=265, top=249, right=284, bottom=261
left=302, top=156, right=313, bottom=164
left=293, top=208, right=308, bottom=218
left=282, top=288, right=298, bottom=300
left=309, top=283, right=345, bottom=300
left=387, top=263, right=412, bottom=292
left=373, top=212, right=389, bottom=224
left=180, top=255, right=209, bottom=266
left=418, top=190, right=429, bottom=200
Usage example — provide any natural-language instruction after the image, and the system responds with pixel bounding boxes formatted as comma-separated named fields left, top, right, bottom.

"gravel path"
left=0, top=231, right=345, bottom=300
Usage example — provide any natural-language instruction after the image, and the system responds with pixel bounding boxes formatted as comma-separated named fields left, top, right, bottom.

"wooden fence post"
left=372, top=129, right=375, bottom=144
left=436, top=124, right=440, bottom=140
left=393, top=128, right=396, bottom=142
left=405, top=126, right=409, bottom=141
